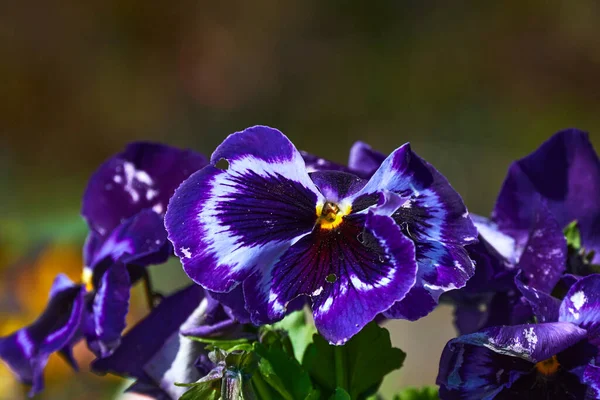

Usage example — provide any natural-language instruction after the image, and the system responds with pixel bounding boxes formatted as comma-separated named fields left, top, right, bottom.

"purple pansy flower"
left=447, top=129, right=599, bottom=334
left=78, top=142, right=207, bottom=357
left=0, top=274, right=85, bottom=397
left=437, top=274, right=600, bottom=399
left=92, top=285, right=252, bottom=399
left=165, top=126, right=477, bottom=344
left=1, top=142, right=207, bottom=395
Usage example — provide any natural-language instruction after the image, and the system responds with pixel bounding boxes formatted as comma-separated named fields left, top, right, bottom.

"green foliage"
left=330, top=388, right=352, bottom=400
left=564, top=220, right=582, bottom=249
left=303, top=322, right=406, bottom=399
left=393, top=386, right=439, bottom=400
left=272, top=310, right=317, bottom=361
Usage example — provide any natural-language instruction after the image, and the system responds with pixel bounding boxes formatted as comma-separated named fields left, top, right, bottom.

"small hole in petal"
left=326, top=273, right=337, bottom=283
left=215, top=158, right=229, bottom=170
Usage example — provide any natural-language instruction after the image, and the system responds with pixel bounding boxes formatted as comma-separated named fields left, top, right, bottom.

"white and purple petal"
left=357, top=143, right=478, bottom=246
left=514, top=274, right=561, bottom=323
left=245, top=212, right=418, bottom=344
left=584, top=364, right=600, bottom=398
left=82, top=142, right=207, bottom=237
left=0, top=274, right=84, bottom=396
left=514, top=200, right=566, bottom=293
left=300, top=150, right=351, bottom=174
left=559, top=274, right=600, bottom=345
left=166, top=126, right=324, bottom=292
left=456, top=323, right=588, bottom=363
left=493, top=129, right=600, bottom=262
left=384, top=240, right=474, bottom=321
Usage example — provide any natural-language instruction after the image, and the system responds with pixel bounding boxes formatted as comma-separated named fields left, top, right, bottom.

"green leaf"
left=254, top=342, right=319, bottom=400
left=272, top=310, right=317, bottom=362
left=302, top=322, right=406, bottom=399
left=178, top=381, right=221, bottom=400
left=329, top=388, right=351, bottom=400
left=393, top=386, right=439, bottom=400
left=564, top=220, right=582, bottom=249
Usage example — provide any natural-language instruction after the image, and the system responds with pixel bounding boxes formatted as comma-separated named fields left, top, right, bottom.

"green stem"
left=251, top=372, right=274, bottom=400
left=334, top=346, right=347, bottom=390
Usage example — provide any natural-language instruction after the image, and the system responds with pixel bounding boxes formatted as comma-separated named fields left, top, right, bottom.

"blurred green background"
left=1, top=1, right=599, bottom=399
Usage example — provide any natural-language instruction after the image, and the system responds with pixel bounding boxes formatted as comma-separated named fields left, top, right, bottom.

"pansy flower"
left=165, top=125, right=477, bottom=344
left=1, top=143, right=207, bottom=394
left=0, top=274, right=85, bottom=396
left=437, top=274, right=600, bottom=399
left=92, top=285, right=252, bottom=399
left=447, top=129, right=599, bottom=333
left=78, top=142, right=207, bottom=357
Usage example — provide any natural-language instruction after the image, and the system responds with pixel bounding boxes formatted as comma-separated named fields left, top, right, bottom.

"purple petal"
left=493, top=129, right=600, bottom=263
left=309, top=171, right=366, bottom=203
left=0, top=275, right=84, bottom=396
left=206, top=286, right=251, bottom=324
left=559, top=274, right=600, bottom=345
left=82, top=142, right=207, bottom=237
left=358, top=143, right=477, bottom=246
left=86, top=210, right=169, bottom=274
left=166, top=126, right=323, bottom=292
left=515, top=200, right=566, bottom=293
left=245, top=212, right=417, bottom=344
left=437, top=338, right=531, bottom=399
left=515, top=274, right=561, bottom=323
left=92, top=285, right=204, bottom=379
left=88, top=262, right=131, bottom=357
left=384, top=241, right=474, bottom=321
left=457, top=322, right=588, bottom=363
left=347, top=141, right=386, bottom=178
left=584, top=364, right=600, bottom=398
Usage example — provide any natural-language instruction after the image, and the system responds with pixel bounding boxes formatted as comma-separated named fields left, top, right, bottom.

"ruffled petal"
left=437, top=339, right=531, bottom=400
left=347, top=141, right=386, bottom=178
left=357, top=143, right=478, bottom=246
left=384, top=240, right=474, bottom=321
left=456, top=323, right=588, bottom=363
left=0, top=275, right=84, bottom=396
left=515, top=274, right=561, bottom=323
left=87, top=262, right=131, bottom=357
left=245, top=212, right=417, bottom=344
left=493, top=129, right=600, bottom=262
left=82, top=142, right=207, bottom=236
left=559, top=274, right=600, bottom=345
left=515, top=200, right=566, bottom=293
left=86, top=210, right=169, bottom=276
left=166, top=126, right=323, bottom=292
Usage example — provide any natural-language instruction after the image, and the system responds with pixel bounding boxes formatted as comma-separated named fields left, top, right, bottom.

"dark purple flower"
left=437, top=274, right=600, bottom=399
left=447, top=129, right=599, bottom=333
left=76, top=142, right=207, bottom=357
left=92, top=285, right=252, bottom=399
left=0, top=275, right=85, bottom=396
left=165, top=126, right=477, bottom=344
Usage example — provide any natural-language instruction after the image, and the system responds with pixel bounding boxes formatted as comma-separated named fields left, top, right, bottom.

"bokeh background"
left=1, top=1, right=599, bottom=399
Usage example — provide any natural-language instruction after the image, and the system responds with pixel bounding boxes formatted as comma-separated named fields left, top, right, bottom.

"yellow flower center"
left=82, top=267, right=94, bottom=292
left=316, top=201, right=352, bottom=230
left=535, top=355, right=560, bottom=376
